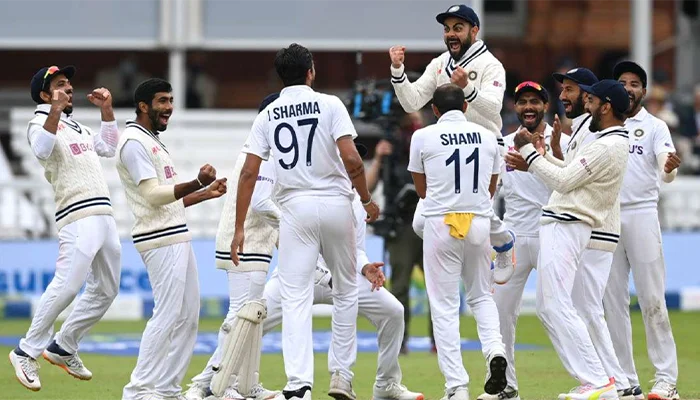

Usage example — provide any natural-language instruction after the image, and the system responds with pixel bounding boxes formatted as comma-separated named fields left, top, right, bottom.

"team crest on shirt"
left=569, top=141, right=577, bottom=150
left=164, top=166, right=176, bottom=179
left=468, top=71, right=478, bottom=81
left=633, top=129, right=645, bottom=139
left=545, top=144, right=551, bottom=152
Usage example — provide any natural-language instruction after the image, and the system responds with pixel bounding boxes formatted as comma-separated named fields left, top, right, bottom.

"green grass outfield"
left=0, top=312, right=698, bottom=400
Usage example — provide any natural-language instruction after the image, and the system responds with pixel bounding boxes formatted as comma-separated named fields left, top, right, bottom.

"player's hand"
left=664, top=152, right=681, bottom=173
left=361, top=262, right=386, bottom=291
left=374, top=140, right=393, bottom=160
left=513, top=127, right=537, bottom=150
left=87, top=88, right=113, bottom=108
left=51, top=90, right=71, bottom=111
left=451, top=66, right=469, bottom=89
left=533, top=132, right=546, bottom=155
left=389, top=46, right=405, bottom=69
left=198, top=164, right=216, bottom=186
left=363, top=199, right=380, bottom=223
left=206, top=178, right=227, bottom=198
left=505, top=152, right=529, bottom=172
left=551, top=114, right=562, bottom=149
left=231, top=229, right=244, bottom=266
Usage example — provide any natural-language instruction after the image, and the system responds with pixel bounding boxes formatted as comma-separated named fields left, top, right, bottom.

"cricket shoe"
left=617, top=385, right=644, bottom=400
left=440, top=387, right=469, bottom=400
left=43, top=340, right=92, bottom=380
left=221, top=386, right=245, bottom=400
left=9, top=348, right=41, bottom=391
left=493, top=231, right=516, bottom=284
left=244, top=382, right=280, bottom=400
left=273, top=386, right=311, bottom=400
left=484, top=351, right=508, bottom=395
left=558, top=380, right=618, bottom=400
left=328, top=370, right=356, bottom=400
left=372, top=381, right=424, bottom=400
left=185, top=382, right=212, bottom=400
left=477, top=386, right=520, bottom=400
left=648, top=381, right=679, bottom=400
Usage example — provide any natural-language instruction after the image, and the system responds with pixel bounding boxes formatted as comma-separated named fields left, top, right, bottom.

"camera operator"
left=367, top=111, right=436, bottom=354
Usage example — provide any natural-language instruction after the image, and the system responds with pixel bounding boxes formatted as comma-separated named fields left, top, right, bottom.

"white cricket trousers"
left=423, top=215, right=505, bottom=391
left=574, top=249, right=630, bottom=390
left=491, top=235, right=540, bottom=390
left=19, top=215, right=121, bottom=359
left=263, top=271, right=404, bottom=387
left=603, top=209, right=678, bottom=386
left=536, top=222, right=608, bottom=387
left=278, top=196, right=358, bottom=391
left=122, top=242, right=200, bottom=400
left=191, top=270, right=268, bottom=387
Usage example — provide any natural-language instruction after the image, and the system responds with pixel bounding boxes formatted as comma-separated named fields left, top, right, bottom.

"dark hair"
left=432, top=83, right=466, bottom=114
left=274, top=43, right=314, bottom=87
left=612, top=107, right=626, bottom=122
left=134, top=78, right=172, bottom=114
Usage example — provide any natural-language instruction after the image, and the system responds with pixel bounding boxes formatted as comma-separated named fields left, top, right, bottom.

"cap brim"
left=355, top=143, right=368, bottom=158
left=55, top=66, right=76, bottom=80
left=578, top=84, right=597, bottom=96
left=436, top=12, right=474, bottom=26
left=552, top=72, right=577, bottom=84
left=514, top=86, right=548, bottom=102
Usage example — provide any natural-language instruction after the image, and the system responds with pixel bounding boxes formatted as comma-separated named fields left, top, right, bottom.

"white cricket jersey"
left=620, top=107, right=675, bottom=211
left=501, top=124, right=569, bottom=237
left=243, top=85, right=357, bottom=205
left=408, top=110, right=500, bottom=217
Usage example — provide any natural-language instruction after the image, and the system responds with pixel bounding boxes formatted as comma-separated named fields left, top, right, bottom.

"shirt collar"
left=572, top=113, right=589, bottom=126
left=595, top=124, right=628, bottom=139
left=280, top=85, right=313, bottom=96
left=454, top=40, right=485, bottom=64
left=627, top=106, right=648, bottom=121
left=438, top=110, right=468, bottom=123
left=35, top=103, right=73, bottom=120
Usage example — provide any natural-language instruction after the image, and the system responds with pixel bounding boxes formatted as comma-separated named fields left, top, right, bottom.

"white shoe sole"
left=42, top=350, right=92, bottom=380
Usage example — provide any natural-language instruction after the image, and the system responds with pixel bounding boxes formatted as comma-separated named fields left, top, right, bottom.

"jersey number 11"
left=445, top=148, right=479, bottom=194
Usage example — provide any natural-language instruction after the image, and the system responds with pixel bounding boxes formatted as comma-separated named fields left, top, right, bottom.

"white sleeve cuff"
left=390, top=64, right=406, bottom=83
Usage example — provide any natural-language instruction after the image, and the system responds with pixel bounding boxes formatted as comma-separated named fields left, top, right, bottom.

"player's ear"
left=39, top=90, right=51, bottom=104
left=543, top=101, right=549, bottom=113
left=431, top=104, right=440, bottom=119
left=138, top=101, right=149, bottom=114
left=462, top=100, right=468, bottom=113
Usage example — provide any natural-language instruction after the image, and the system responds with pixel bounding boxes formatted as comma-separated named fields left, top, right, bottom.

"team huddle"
left=8, top=3, right=681, bottom=400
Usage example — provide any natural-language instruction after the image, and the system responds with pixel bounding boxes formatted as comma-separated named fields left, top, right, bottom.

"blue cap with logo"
left=578, top=79, right=630, bottom=114
left=436, top=4, right=480, bottom=28
left=552, top=67, right=599, bottom=86
left=30, top=65, right=76, bottom=104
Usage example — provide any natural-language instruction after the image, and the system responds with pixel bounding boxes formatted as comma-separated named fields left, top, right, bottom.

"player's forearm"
left=391, top=64, right=433, bottom=113
left=174, top=179, right=204, bottom=200
left=95, top=120, right=119, bottom=157
left=489, top=174, right=499, bottom=198
left=522, top=143, right=602, bottom=193
left=235, top=169, right=257, bottom=230
left=183, top=190, right=212, bottom=208
left=42, top=105, right=63, bottom=134
left=544, top=151, right=567, bottom=167
left=344, top=156, right=371, bottom=201
left=100, top=105, right=115, bottom=124
left=464, top=84, right=503, bottom=120
left=551, top=144, right=565, bottom=161
left=657, top=153, right=678, bottom=183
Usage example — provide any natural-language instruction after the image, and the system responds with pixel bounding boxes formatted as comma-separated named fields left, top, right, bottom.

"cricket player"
left=477, top=81, right=568, bottom=400
left=604, top=61, right=681, bottom=400
left=390, top=4, right=515, bottom=283
left=408, top=83, right=508, bottom=400
left=513, top=79, right=630, bottom=400
left=232, top=44, right=379, bottom=400
left=184, top=93, right=283, bottom=400
left=9, top=66, right=122, bottom=391
left=262, top=189, right=424, bottom=400
left=118, top=78, right=227, bottom=400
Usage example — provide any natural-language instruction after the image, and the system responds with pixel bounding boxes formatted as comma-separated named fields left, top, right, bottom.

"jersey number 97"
left=274, top=118, right=319, bottom=170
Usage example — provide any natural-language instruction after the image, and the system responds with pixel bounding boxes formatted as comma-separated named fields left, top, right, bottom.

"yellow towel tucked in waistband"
left=444, top=213, right=475, bottom=239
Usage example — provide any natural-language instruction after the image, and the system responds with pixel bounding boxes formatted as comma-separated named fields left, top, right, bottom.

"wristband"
left=196, top=177, right=205, bottom=188
left=361, top=196, right=372, bottom=206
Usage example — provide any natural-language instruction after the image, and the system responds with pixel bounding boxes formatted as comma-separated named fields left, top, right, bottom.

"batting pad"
left=210, top=299, right=267, bottom=397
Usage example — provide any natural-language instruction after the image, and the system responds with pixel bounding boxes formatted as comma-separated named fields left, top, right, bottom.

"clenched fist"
left=87, top=87, right=113, bottom=108
left=389, top=45, right=406, bottom=69
left=206, top=178, right=227, bottom=198
left=664, top=152, right=681, bottom=173
left=198, top=164, right=216, bottom=186
left=52, top=90, right=71, bottom=111
left=450, top=66, right=469, bottom=89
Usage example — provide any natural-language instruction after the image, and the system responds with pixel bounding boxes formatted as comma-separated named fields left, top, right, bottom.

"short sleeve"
left=329, top=96, right=358, bottom=141
left=242, top=112, right=271, bottom=160
left=492, top=139, right=502, bottom=174
left=120, top=140, right=157, bottom=184
left=407, top=132, right=424, bottom=173
left=652, top=120, right=675, bottom=156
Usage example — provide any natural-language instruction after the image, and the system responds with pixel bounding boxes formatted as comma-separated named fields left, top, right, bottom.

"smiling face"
left=618, top=71, right=646, bottom=117
left=559, top=79, right=586, bottom=119
left=515, top=92, right=547, bottom=132
left=145, top=92, right=174, bottom=131
left=443, top=17, right=478, bottom=60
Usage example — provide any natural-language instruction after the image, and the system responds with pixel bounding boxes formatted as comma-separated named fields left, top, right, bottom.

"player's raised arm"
left=87, top=87, right=119, bottom=158
left=390, top=49, right=439, bottom=113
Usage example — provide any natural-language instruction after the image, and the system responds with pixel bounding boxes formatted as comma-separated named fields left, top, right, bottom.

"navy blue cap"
left=579, top=79, right=630, bottom=114
left=613, top=60, right=647, bottom=88
left=436, top=4, right=480, bottom=28
left=30, top=65, right=76, bottom=104
left=552, top=67, right=598, bottom=86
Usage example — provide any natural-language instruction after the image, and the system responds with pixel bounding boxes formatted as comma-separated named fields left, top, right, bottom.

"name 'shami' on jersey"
left=440, top=132, right=483, bottom=146
left=268, top=101, right=321, bottom=121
